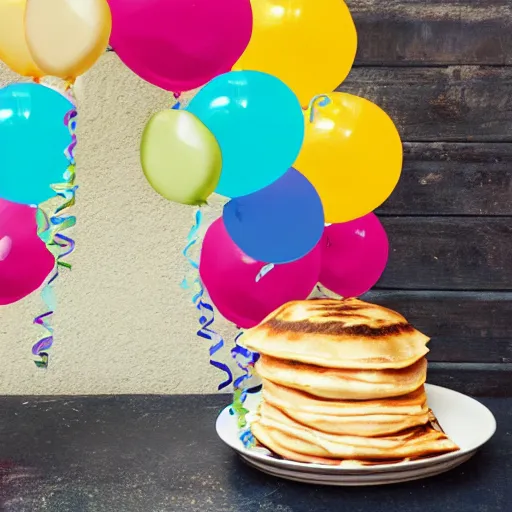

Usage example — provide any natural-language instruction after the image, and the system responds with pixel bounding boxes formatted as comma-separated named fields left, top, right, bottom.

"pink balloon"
left=200, top=217, right=322, bottom=329
left=320, top=214, right=389, bottom=298
left=0, top=199, right=54, bottom=306
left=108, top=0, right=253, bottom=92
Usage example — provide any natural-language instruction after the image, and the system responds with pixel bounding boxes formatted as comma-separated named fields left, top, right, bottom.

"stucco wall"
left=0, top=54, right=242, bottom=394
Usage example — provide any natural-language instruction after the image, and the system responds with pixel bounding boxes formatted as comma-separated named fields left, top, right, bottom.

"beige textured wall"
left=0, top=54, right=243, bottom=394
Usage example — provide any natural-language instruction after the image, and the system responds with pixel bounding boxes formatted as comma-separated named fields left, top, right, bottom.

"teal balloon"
left=186, top=71, right=304, bottom=198
left=0, top=83, right=73, bottom=206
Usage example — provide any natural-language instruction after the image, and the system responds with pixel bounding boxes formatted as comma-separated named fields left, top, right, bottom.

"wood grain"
left=339, top=66, right=512, bottom=142
left=106, top=1, right=512, bottom=66
left=375, top=217, right=512, bottom=290
left=377, top=143, right=512, bottom=216
left=428, top=363, right=512, bottom=397
left=348, top=0, right=512, bottom=66
left=364, top=291, right=512, bottom=363
left=342, top=3, right=512, bottom=379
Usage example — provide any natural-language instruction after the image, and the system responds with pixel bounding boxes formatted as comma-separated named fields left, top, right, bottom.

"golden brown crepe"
left=242, top=298, right=430, bottom=370
left=262, top=380, right=430, bottom=436
left=252, top=403, right=459, bottom=462
left=256, top=355, right=427, bottom=400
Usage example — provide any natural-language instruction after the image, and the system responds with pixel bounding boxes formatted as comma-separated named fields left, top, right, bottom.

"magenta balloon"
left=200, top=217, right=322, bottom=329
left=108, top=0, right=253, bottom=92
left=0, top=199, right=54, bottom=306
left=320, top=214, right=389, bottom=298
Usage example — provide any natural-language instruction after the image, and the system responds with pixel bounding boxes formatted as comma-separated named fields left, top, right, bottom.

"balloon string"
left=33, top=100, right=78, bottom=368
left=308, top=94, right=332, bottom=122
left=181, top=210, right=233, bottom=390
left=230, top=331, right=260, bottom=447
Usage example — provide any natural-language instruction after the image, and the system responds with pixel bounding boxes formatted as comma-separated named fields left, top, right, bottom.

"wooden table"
left=0, top=394, right=510, bottom=511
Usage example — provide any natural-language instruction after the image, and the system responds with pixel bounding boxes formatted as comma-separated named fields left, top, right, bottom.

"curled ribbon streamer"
left=182, top=209, right=233, bottom=390
left=240, top=429, right=255, bottom=448
left=33, top=97, right=78, bottom=368
left=230, top=331, right=259, bottom=447
left=181, top=209, right=202, bottom=277
left=308, top=94, right=332, bottom=123
left=256, top=263, right=275, bottom=282
left=172, top=92, right=182, bottom=110
left=196, top=291, right=233, bottom=391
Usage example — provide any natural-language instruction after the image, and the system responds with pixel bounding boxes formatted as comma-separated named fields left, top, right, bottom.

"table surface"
left=0, top=394, right=510, bottom=512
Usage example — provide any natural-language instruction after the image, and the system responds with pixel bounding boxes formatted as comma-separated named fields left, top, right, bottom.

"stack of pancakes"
left=242, top=298, right=459, bottom=466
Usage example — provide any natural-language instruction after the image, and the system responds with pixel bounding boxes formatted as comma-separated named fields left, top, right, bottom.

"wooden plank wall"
left=344, top=0, right=512, bottom=395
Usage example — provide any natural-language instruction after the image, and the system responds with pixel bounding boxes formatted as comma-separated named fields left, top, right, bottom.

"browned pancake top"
left=264, top=298, right=412, bottom=338
left=242, top=298, right=430, bottom=370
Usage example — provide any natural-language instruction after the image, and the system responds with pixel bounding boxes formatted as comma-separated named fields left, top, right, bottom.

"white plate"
left=216, top=383, right=496, bottom=485
left=240, top=452, right=476, bottom=486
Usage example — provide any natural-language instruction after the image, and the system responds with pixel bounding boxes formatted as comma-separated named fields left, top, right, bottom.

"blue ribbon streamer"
left=230, top=331, right=260, bottom=447
left=182, top=210, right=233, bottom=391
left=240, top=429, right=255, bottom=447
left=231, top=332, right=259, bottom=403
left=173, top=95, right=231, bottom=389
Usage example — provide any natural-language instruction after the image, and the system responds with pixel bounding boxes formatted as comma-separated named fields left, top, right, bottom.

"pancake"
left=256, top=355, right=427, bottom=400
left=252, top=423, right=415, bottom=467
left=262, top=380, right=430, bottom=436
left=241, top=298, right=430, bottom=370
left=252, top=422, right=440, bottom=467
left=262, top=379, right=428, bottom=416
left=252, top=422, right=353, bottom=466
left=252, top=403, right=459, bottom=461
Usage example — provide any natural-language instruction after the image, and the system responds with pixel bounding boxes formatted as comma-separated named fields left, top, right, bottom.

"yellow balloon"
left=234, top=0, right=357, bottom=107
left=0, top=0, right=43, bottom=77
left=25, top=0, right=111, bottom=80
left=295, top=93, right=403, bottom=223
left=141, top=110, right=222, bottom=206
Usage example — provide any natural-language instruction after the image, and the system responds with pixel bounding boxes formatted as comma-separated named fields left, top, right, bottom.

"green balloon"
left=140, top=109, right=222, bottom=205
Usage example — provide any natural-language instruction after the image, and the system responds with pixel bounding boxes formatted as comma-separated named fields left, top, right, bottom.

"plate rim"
left=240, top=451, right=475, bottom=483
left=240, top=455, right=476, bottom=486
left=239, top=451, right=476, bottom=480
left=216, top=383, right=496, bottom=473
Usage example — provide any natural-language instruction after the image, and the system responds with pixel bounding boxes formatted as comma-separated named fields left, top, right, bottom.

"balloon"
left=223, top=169, right=324, bottom=264
left=200, top=217, right=322, bottom=329
left=0, top=83, right=73, bottom=206
left=0, top=0, right=44, bottom=77
left=320, top=214, right=389, bottom=298
left=25, top=0, right=111, bottom=80
left=0, top=199, right=54, bottom=306
left=187, top=71, right=304, bottom=198
left=140, top=110, right=222, bottom=206
left=295, top=93, right=403, bottom=223
left=107, top=0, right=253, bottom=92
left=234, top=0, right=357, bottom=107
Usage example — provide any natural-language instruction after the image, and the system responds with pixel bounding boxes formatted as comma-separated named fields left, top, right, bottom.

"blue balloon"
left=0, top=83, right=73, bottom=205
left=187, top=71, right=304, bottom=198
left=223, top=169, right=324, bottom=264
